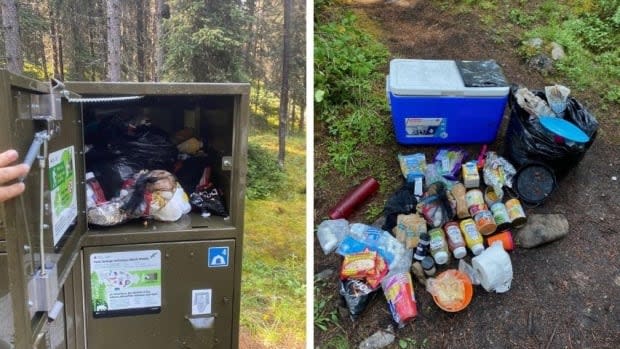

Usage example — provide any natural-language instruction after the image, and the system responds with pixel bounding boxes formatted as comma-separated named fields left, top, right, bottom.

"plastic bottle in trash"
left=85, top=172, right=106, bottom=205
left=328, top=177, right=379, bottom=219
left=421, top=256, right=436, bottom=276
left=413, top=233, right=430, bottom=261
left=460, top=219, right=484, bottom=256
left=429, top=228, right=449, bottom=265
left=444, top=222, right=467, bottom=259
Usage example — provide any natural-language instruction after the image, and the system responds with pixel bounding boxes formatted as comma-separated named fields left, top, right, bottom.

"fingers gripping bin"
left=386, top=59, right=510, bottom=145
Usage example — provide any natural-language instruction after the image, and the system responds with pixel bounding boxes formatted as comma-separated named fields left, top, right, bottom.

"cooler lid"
left=388, top=59, right=509, bottom=97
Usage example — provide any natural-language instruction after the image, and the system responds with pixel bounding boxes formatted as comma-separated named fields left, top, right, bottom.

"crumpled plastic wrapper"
left=87, top=199, right=131, bottom=226
left=434, top=147, right=467, bottom=180
left=425, top=164, right=458, bottom=190
left=417, top=182, right=456, bottom=228
left=515, top=87, right=555, bottom=119
left=87, top=170, right=190, bottom=226
left=545, top=85, right=571, bottom=118
left=190, top=184, right=229, bottom=217
left=483, top=152, right=516, bottom=194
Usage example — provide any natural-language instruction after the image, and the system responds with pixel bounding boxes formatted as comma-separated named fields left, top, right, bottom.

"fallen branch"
left=545, top=324, right=559, bottom=349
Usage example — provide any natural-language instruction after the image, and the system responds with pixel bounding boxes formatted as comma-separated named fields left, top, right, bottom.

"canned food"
left=490, top=202, right=511, bottom=230
left=484, top=186, right=503, bottom=206
left=506, top=198, right=527, bottom=227
left=465, top=189, right=486, bottom=216
left=474, top=210, right=497, bottom=235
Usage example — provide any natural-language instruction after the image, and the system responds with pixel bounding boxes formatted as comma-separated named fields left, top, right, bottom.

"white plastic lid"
left=434, top=251, right=449, bottom=265
left=453, top=246, right=467, bottom=259
left=85, top=172, right=95, bottom=180
left=471, top=244, right=484, bottom=256
left=388, top=59, right=509, bottom=97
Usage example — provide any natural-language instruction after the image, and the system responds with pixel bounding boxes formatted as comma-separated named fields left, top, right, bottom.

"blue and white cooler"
left=387, top=59, right=510, bottom=145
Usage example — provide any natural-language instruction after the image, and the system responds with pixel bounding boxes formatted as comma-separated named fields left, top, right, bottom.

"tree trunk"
left=39, top=32, right=49, bottom=79
left=1, top=0, right=22, bottom=73
left=244, top=0, right=256, bottom=74
left=277, top=0, right=291, bottom=167
left=106, top=0, right=121, bottom=81
left=298, top=104, right=305, bottom=133
left=58, top=31, right=64, bottom=80
left=154, top=0, right=166, bottom=81
left=49, top=2, right=60, bottom=78
left=290, top=102, right=297, bottom=134
left=136, top=1, right=145, bottom=81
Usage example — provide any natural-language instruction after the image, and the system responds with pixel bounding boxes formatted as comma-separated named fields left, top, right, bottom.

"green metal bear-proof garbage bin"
left=0, top=70, right=249, bottom=349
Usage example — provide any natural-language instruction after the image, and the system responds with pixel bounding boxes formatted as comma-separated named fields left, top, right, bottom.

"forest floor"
left=315, top=1, right=620, bottom=348
left=241, top=134, right=306, bottom=348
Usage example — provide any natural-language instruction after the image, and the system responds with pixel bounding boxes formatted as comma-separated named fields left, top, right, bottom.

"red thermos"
left=328, top=177, right=380, bottom=219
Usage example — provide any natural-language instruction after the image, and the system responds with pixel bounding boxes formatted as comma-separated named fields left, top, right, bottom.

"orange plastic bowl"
left=432, top=269, right=473, bottom=312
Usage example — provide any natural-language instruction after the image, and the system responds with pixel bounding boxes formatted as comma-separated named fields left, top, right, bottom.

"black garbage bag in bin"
left=86, top=124, right=178, bottom=199
left=503, top=88, right=598, bottom=177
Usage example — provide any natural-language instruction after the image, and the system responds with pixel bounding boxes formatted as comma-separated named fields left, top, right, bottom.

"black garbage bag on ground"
left=504, top=87, right=598, bottom=177
left=382, top=182, right=417, bottom=232
left=339, top=279, right=377, bottom=320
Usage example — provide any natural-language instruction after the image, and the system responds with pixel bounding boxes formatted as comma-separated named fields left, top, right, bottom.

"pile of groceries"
left=317, top=147, right=525, bottom=327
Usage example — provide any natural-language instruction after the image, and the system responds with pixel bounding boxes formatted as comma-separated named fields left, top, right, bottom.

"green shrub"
left=246, top=143, right=285, bottom=199
left=522, top=1, right=620, bottom=105
left=315, top=8, right=391, bottom=174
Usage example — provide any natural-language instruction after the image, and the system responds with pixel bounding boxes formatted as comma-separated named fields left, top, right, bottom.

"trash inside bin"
left=82, top=95, right=234, bottom=227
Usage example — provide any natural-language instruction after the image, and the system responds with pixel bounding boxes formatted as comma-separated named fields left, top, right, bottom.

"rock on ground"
left=525, top=37, right=543, bottom=49
left=358, top=328, right=395, bottom=349
left=550, top=42, right=566, bottom=60
left=315, top=268, right=336, bottom=282
left=515, top=214, right=569, bottom=248
left=527, top=54, right=554, bottom=74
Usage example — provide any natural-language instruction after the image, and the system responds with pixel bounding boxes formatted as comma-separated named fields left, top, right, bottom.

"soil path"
left=315, top=1, right=620, bottom=348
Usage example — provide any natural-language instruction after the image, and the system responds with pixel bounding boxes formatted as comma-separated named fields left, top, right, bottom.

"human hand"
left=0, top=149, right=30, bottom=202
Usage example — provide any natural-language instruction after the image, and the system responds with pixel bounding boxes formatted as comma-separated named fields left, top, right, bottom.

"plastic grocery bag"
left=316, top=219, right=350, bottom=255
left=338, top=224, right=407, bottom=271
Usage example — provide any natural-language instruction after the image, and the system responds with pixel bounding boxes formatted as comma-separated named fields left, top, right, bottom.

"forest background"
left=0, top=0, right=306, bottom=347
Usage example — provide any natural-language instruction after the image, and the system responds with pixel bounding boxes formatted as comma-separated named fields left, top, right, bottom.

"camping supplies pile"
left=317, top=148, right=526, bottom=327
left=84, top=113, right=228, bottom=226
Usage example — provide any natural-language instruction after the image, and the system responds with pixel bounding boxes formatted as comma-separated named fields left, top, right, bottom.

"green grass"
left=445, top=0, right=620, bottom=110
left=315, top=2, right=392, bottom=176
left=241, top=133, right=306, bottom=348
left=323, top=335, right=351, bottom=349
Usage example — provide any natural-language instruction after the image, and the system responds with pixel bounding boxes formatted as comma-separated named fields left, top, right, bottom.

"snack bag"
left=340, top=250, right=378, bottom=280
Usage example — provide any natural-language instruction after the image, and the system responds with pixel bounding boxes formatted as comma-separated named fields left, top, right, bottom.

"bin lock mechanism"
left=185, top=313, right=217, bottom=330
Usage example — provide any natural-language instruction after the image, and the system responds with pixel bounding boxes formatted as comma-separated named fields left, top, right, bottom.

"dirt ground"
left=314, top=1, right=620, bottom=348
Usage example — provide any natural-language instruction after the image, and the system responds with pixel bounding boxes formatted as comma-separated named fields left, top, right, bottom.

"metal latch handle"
left=185, top=313, right=217, bottom=330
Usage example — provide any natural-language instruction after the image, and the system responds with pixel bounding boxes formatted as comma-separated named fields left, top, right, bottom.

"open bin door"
left=0, top=70, right=87, bottom=348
